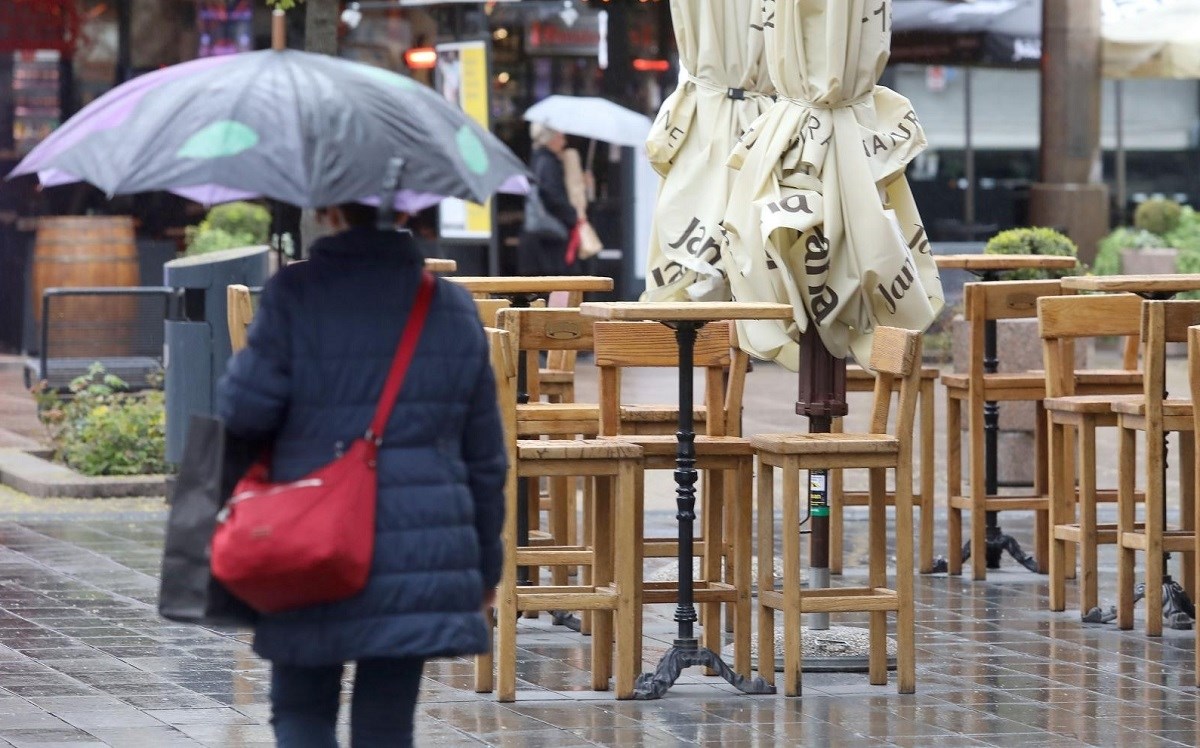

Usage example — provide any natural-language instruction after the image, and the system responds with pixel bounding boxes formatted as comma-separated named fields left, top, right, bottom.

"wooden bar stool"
left=830, top=363, right=939, bottom=574
left=1115, top=300, right=1198, bottom=636
left=753, top=326, right=921, bottom=697
left=1037, top=293, right=1145, bottom=616
left=474, top=328, right=643, bottom=701
left=942, top=280, right=1065, bottom=580
left=593, top=319, right=754, bottom=677
left=1187, top=324, right=1200, bottom=685
left=538, top=290, right=583, bottom=404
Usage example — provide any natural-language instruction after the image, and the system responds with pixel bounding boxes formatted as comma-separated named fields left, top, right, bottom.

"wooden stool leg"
left=524, top=479, right=540, bottom=618
left=474, top=609, right=494, bottom=693
left=867, top=467, right=887, bottom=687
left=1117, top=425, right=1138, bottom=631
left=1079, top=419, right=1100, bottom=616
left=723, top=468, right=737, bottom=634
left=591, top=475, right=615, bottom=690
left=550, top=475, right=571, bottom=586
left=1180, top=432, right=1196, bottom=600
left=947, top=393, right=964, bottom=576
left=918, top=377, right=936, bottom=574
left=701, top=469, right=724, bottom=670
left=733, top=457, right=753, bottom=678
left=968, top=389, right=987, bottom=581
left=1061, top=423, right=1078, bottom=581
left=782, top=458, right=803, bottom=697
left=1034, top=402, right=1050, bottom=574
left=756, top=457, right=777, bottom=686
left=1146, top=427, right=1165, bottom=638
left=830, top=416, right=845, bottom=576
left=1048, top=417, right=1068, bottom=612
left=614, top=460, right=642, bottom=699
left=894, top=461, right=916, bottom=695
left=581, top=478, right=595, bottom=636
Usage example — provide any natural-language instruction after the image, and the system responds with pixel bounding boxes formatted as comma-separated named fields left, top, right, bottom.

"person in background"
left=518, top=123, right=577, bottom=276
left=217, top=202, right=507, bottom=748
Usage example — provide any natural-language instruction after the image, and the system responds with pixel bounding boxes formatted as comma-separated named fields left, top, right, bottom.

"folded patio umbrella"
left=8, top=49, right=529, bottom=212
left=722, top=0, right=945, bottom=369
left=642, top=0, right=775, bottom=303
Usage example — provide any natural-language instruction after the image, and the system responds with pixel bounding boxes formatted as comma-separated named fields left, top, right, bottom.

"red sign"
left=0, top=0, right=80, bottom=54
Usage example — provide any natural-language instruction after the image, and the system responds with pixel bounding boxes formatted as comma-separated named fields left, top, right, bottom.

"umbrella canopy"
left=9, top=49, right=529, bottom=212
left=1103, top=0, right=1200, bottom=78
left=722, top=0, right=944, bottom=369
left=522, top=96, right=652, bottom=148
left=892, top=0, right=1200, bottom=74
left=641, top=0, right=775, bottom=304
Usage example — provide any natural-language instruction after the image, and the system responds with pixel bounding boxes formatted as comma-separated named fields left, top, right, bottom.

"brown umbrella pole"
left=796, top=330, right=848, bottom=632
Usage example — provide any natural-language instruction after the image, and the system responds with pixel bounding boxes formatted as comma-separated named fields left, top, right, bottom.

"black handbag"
left=522, top=184, right=569, bottom=240
left=158, top=415, right=261, bottom=627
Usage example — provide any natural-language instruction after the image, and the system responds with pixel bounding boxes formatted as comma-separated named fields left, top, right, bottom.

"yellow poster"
left=437, top=41, right=492, bottom=240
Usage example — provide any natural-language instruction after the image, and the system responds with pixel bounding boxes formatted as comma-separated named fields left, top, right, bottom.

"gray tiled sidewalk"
left=0, top=498, right=1198, bottom=747
left=1, top=352, right=1199, bottom=746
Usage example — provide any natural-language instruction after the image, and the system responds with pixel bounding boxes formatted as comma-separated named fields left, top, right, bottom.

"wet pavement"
left=1, top=354, right=1199, bottom=746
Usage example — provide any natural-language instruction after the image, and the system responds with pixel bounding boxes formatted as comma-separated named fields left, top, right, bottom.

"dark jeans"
left=270, top=657, right=425, bottom=748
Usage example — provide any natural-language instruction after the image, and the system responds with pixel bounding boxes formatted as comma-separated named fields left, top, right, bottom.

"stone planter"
left=1120, top=247, right=1178, bottom=275
left=951, top=316, right=1087, bottom=487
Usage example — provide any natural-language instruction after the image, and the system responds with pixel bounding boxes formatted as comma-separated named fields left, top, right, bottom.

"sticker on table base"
left=725, top=625, right=898, bottom=673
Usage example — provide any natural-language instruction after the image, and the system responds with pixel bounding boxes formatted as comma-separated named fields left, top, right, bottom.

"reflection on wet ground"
left=0, top=503, right=1197, bottom=747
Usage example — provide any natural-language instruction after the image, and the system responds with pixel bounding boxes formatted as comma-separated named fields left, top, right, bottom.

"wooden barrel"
left=32, top=216, right=139, bottom=358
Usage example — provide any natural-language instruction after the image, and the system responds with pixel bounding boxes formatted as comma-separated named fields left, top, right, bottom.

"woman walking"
left=517, top=123, right=578, bottom=276
left=218, top=202, right=507, bottom=747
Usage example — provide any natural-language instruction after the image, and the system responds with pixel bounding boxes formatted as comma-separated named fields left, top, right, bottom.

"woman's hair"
left=529, top=122, right=561, bottom=147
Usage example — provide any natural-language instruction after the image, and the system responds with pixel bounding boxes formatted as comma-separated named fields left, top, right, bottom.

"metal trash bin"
left=163, top=246, right=269, bottom=464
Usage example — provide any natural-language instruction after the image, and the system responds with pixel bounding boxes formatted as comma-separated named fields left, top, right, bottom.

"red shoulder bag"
left=210, top=272, right=436, bottom=614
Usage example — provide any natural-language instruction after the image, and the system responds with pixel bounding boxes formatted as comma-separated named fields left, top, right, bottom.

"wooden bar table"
left=452, top=276, right=613, bottom=590
left=934, top=255, right=1078, bottom=574
left=579, top=301, right=789, bottom=700
left=1061, top=273, right=1200, bottom=628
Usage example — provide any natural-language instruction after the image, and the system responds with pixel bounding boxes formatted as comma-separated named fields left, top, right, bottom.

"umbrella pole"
left=272, top=9, right=286, bottom=51
left=796, top=330, right=848, bottom=633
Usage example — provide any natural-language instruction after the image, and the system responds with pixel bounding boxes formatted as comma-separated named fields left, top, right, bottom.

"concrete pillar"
left=1030, top=0, right=1108, bottom=265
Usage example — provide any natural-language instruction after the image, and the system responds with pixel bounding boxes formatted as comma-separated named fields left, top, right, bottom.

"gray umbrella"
left=9, top=49, right=529, bottom=211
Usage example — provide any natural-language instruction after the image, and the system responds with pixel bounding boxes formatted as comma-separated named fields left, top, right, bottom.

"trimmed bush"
left=983, top=227, right=1081, bottom=280
left=1133, top=198, right=1183, bottom=236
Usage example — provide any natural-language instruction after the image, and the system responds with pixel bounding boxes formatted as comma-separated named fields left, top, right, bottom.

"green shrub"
left=983, top=226, right=1080, bottom=280
left=1164, top=206, right=1200, bottom=254
left=1093, top=227, right=1166, bottom=275
left=33, top=364, right=168, bottom=477
left=185, top=201, right=270, bottom=256
left=1133, top=198, right=1183, bottom=236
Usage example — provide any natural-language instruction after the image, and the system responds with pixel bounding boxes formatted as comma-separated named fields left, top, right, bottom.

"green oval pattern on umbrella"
left=358, top=66, right=417, bottom=90
left=177, top=120, right=259, bottom=159
left=456, top=127, right=489, bottom=175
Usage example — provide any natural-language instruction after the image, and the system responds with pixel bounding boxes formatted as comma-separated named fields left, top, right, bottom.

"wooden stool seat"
left=538, top=369, right=575, bottom=385
left=755, top=327, right=920, bottom=697
left=1043, top=394, right=1141, bottom=415
left=940, top=371, right=1047, bottom=393
left=752, top=432, right=898, bottom=455
left=518, top=440, right=642, bottom=461
left=1110, top=398, right=1192, bottom=417
left=846, top=365, right=939, bottom=384
left=604, top=434, right=754, bottom=457
left=1076, top=370, right=1145, bottom=388
left=620, top=404, right=706, bottom=423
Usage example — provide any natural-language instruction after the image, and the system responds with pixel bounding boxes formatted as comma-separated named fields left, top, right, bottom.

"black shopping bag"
left=158, top=415, right=260, bottom=627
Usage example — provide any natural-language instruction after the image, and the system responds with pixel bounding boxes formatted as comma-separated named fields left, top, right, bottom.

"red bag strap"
left=365, top=271, right=436, bottom=445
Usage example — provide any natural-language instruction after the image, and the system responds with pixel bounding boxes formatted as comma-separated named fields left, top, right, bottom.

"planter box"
left=1120, top=247, right=1177, bottom=275
left=0, top=448, right=168, bottom=499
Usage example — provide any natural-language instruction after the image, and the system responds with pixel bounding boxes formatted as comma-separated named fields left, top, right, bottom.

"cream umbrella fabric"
left=642, top=0, right=775, bottom=303
left=1102, top=0, right=1200, bottom=79
left=722, top=0, right=944, bottom=370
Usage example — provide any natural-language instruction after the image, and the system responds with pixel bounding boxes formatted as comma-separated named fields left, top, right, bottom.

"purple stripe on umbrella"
left=9, top=54, right=239, bottom=177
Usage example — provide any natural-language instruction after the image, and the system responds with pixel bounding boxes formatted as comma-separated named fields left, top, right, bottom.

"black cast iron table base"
left=633, top=641, right=776, bottom=700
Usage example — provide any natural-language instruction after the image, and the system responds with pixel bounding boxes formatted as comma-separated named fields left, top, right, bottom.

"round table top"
left=448, top=275, right=613, bottom=293
left=1059, top=274, right=1200, bottom=294
left=579, top=301, right=794, bottom=322
left=423, top=258, right=457, bottom=273
left=934, top=254, right=1078, bottom=271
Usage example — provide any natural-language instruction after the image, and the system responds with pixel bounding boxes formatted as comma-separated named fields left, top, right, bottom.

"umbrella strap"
left=778, top=91, right=872, bottom=110
left=686, top=73, right=772, bottom=102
